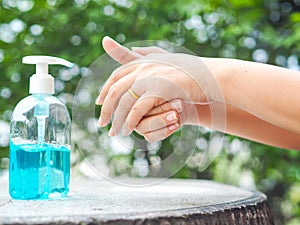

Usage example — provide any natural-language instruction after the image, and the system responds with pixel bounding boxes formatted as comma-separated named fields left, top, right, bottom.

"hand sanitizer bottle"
left=9, top=56, right=74, bottom=199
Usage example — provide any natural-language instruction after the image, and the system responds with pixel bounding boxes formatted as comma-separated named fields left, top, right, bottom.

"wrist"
left=202, top=57, right=239, bottom=104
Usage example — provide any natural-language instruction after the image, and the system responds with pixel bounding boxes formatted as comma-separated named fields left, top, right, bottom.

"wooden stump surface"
left=0, top=175, right=274, bottom=225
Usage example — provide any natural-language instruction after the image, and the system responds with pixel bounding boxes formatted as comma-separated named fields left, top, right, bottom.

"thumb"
left=102, top=36, right=142, bottom=64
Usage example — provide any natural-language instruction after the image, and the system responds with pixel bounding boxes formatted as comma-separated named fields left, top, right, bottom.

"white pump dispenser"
left=22, top=56, right=74, bottom=94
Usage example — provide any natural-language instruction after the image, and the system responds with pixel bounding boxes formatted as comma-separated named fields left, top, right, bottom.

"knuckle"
left=110, top=68, right=122, bottom=82
left=110, top=74, right=117, bottom=83
left=136, top=118, right=155, bottom=134
left=127, top=109, right=142, bottom=129
left=119, top=52, right=131, bottom=64
left=130, top=107, right=143, bottom=119
left=108, top=84, right=119, bottom=99
left=139, top=62, right=155, bottom=71
left=161, top=103, right=171, bottom=112
left=117, top=94, right=129, bottom=109
left=157, top=105, right=165, bottom=114
left=153, top=98, right=161, bottom=107
left=109, top=72, right=119, bottom=82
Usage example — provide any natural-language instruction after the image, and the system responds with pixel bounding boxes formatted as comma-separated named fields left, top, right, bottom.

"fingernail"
left=169, top=123, right=179, bottom=131
left=95, top=96, right=103, bottom=105
left=166, top=112, right=177, bottom=122
left=98, top=117, right=104, bottom=127
left=103, top=35, right=111, bottom=40
left=103, top=36, right=115, bottom=43
left=108, top=128, right=115, bottom=136
left=170, top=100, right=182, bottom=112
left=122, top=128, right=132, bottom=136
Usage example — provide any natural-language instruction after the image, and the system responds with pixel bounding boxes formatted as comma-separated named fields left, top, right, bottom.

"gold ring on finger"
left=128, top=88, right=140, bottom=100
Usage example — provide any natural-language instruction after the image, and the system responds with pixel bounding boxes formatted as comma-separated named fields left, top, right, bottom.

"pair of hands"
left=96, top=37, right=211, bottom=142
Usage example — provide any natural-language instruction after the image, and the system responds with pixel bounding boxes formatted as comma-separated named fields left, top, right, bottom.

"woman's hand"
left=98, top=55, right=206, bottom=137
left=96, top=37, right=190, bottom=140
left=97, top=38, right=215, bottom=137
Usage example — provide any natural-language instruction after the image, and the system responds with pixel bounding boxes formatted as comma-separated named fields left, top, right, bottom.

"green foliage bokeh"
left=0, top=0, right=300, bottom=224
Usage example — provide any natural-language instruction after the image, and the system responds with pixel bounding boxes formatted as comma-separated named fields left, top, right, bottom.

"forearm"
left=187, top=103, right=300, bottom=150
left=211, top=58, right=300, bottom=135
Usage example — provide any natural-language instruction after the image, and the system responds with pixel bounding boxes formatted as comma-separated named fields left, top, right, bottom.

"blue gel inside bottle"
left=9, top=141, right=70, bottom=200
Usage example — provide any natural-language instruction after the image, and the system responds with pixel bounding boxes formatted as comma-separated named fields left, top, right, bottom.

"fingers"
left=96, top=64, right=137, bottom=105
left=135, top=111, right=179, bottom=134
left=113, top=108, right=182, bottom=142
left=110, top=98, right=184, bottom=139
left=134, top=101, right=183, bottom=142
left=98, top=72, right=137, bottom=127
left=109, top=91, right=138, bottom=136
left=123, top=97, right=167, bottom=136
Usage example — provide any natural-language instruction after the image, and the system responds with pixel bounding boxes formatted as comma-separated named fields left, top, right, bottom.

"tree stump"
left=0, top=176, right=274, bottom=225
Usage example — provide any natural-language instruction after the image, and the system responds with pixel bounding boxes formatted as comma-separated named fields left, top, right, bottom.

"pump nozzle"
left=22, top=55, right=74, bottom=94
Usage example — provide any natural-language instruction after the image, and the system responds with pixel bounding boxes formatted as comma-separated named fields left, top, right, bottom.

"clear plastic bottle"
left=9, top=56, right=73, bottom=199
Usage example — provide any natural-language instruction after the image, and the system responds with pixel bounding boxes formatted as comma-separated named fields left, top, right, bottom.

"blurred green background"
left=0, top=0, right=300, bottom=224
